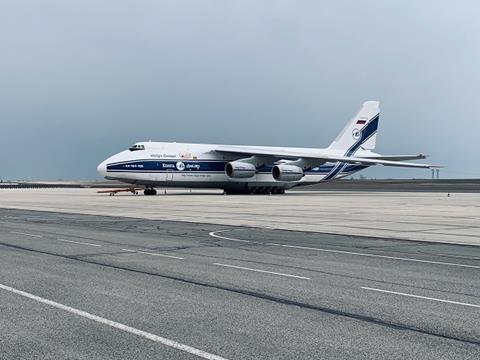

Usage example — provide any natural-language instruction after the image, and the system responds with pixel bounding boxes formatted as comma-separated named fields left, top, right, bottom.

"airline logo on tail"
left=352, top=129, right=361, bottom=140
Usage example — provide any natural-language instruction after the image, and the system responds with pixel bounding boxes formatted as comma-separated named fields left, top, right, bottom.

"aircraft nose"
left=97, top=161, right=107, bottom=178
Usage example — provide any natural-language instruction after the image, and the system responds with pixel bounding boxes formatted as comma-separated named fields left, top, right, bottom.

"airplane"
left=97, top=101, right=439, bottom=195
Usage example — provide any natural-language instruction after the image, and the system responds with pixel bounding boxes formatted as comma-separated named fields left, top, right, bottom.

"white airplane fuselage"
left=97, top=142, right=370, bottom=193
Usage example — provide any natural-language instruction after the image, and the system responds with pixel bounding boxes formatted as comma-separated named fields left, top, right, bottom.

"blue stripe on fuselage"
left=106, top=159, right=368, bottom=176
left=107, top=160, right=225, bottom=172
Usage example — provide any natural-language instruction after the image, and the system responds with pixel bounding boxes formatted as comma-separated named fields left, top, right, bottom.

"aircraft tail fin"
left=328, top=101, right=380, bottom=154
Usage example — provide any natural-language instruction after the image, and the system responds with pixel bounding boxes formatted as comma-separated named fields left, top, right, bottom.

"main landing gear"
left=144, top=188, right=157, bottom=196
left=224, top=187, right=286, bottom=195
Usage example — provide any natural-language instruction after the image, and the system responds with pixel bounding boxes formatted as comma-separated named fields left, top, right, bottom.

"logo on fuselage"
left=176, top=161, right=186, bottom=171
left=352, top=128, right=361, bottom=140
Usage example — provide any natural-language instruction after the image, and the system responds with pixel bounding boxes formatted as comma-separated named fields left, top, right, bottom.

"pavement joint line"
left=0, top=283, right=229, bottom=360
left=361, top=286, right=480, bottom=308
left=209, top=230, right=480, bottom=269
left=56, top=238, right=102, bottom=247
left=213, top=263, right=311, bottom=280
left=121, top=249, right=184, bottom=260
left=10, top=231, right=42, bottom=238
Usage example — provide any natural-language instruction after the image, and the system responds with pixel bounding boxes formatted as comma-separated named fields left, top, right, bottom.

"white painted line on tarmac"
left=137, top=251, right=185, bottom=260
left=10, top=231, right=42, bottom=238
left=122, top=249, right=184, bottom=260
left=10, top=231, right=102, bottom=248
left=57, top=239, right=102, bottom=247
left=361, top=286, right=480, bottom=308
left=0, top=283, right=229, bottom=360
left=213, top=263, right=311, bottom=280
left=276, top=244, right=480, bottom=269
left=209, top=231, right=252, bottom=243
left=209, top=231, right=480, bottom=269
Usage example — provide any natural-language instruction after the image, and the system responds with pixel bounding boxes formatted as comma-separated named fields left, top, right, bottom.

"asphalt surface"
left=298, top=179, right=480, bottom=193
left=0, top=208, right=479, bottom=359
left=2, top=178, right=479, bottom=192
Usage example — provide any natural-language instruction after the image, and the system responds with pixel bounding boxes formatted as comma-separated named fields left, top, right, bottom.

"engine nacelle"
left=272, top=164, right=304, bottom=182
left=225, top=161, right=256, bottom=178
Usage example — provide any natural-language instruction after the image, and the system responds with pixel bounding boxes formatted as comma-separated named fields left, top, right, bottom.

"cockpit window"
left=129, top=144, right=145, bottom=151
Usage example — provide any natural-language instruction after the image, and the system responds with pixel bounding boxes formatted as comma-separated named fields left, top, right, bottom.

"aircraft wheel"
left=144, top=188, right=157, bottom=196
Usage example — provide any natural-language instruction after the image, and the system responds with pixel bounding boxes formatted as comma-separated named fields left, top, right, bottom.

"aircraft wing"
left=215, top=146, right=440, bottom=169
left=362, top=154, right=427, bottom=161
left=318, top=155, right=437, bottom=168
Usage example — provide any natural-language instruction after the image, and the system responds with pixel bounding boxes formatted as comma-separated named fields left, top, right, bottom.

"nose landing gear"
left=144, top=188, right=157, bottom=196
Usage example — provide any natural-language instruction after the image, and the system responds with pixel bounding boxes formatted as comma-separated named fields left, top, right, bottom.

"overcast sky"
left=1, top=0, right=479, bottom=180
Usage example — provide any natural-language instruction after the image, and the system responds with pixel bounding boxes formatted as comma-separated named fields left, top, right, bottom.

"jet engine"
left=272, top=164, right=304, bottom=181
left=225, top=161, right=256, bottom=178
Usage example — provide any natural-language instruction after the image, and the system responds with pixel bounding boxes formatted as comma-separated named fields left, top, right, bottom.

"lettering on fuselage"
left=122, top=164, right=144, bottom=169
left=150, top=154, right=176, bottom=158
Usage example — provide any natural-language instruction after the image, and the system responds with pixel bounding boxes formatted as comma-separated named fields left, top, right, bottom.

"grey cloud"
left=0, top=0, right=478, bottom=179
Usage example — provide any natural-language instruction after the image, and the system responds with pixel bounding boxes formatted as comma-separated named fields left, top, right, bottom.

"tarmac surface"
left=0, top=208, right=479, bottom=359
left=299, top=179, right=480, bottom=193
left=2, top=179, right=479, bottom=192
left=0, top=188, right=479, bottom=245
